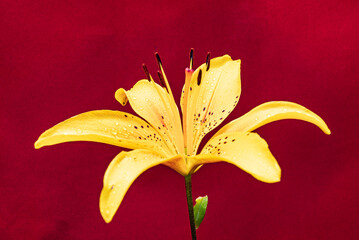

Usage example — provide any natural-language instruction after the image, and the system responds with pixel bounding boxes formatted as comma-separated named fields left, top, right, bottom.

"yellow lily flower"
left=35, top=52, right=330, bottom=224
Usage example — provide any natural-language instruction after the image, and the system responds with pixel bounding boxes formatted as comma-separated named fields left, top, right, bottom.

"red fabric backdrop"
left=1, top=0, right=358, bottom=239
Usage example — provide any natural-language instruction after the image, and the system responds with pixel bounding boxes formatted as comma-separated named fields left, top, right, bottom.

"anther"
left=154, top=52, right=174, bottom=98
left=197, top=69, right=202, bottom=85
left=157, top=71, right=167, bottom=89
left=189, top=48, right=194, bottom=69
left=206, top=52, right=211, bottom=71
left=142, top=64, right=151, bottom=81
left=155, top=52, right=162, bottom=67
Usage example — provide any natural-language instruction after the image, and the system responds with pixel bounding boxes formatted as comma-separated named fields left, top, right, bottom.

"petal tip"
left=271, top=172, right=281, bottom=183
left=324, top=127, right=331, bottom=135
left=258, top=162, right=281, bottom=183
left=100, top=207, right=114, bottom=223
left=100, top=195, right=115, bottom=223
left=318, top=120, right=331, bottom=135
left=115, top=88, right=128, bottom=106
left=34, top=140, right=42, bottom=149
left=261, top=173, right=281, bottom=183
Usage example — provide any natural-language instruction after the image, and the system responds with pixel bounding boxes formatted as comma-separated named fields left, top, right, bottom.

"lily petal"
left=35, top=110, right=171, bottom=156
left=213, top=101, right=331, bottom=138
left=115, top=80, right=184, bottom=155
left=100, top=149, right=183, bottom=223
left=182, top=55, right=241, bottom=155
left=190, top=132, right=281, bottom=183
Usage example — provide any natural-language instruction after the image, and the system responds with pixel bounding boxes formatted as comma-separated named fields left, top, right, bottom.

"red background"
left=1, top=0, right=358, bottom=239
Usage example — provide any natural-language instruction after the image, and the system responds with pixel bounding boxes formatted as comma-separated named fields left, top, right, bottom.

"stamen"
left=154, top=52, right=184, bottom=154
left=154, top=52, right=174, bottom=98
left=197, top=69, right=202, bottom=85
left=142, top=64, right=152, bottom=81
left=155, top=52, right=162, bottom=66
left=189, top=48, right=194, bottom=70
left=157, top=71, right=167, bottom=89
left=206, top=52, right=211, bottom=71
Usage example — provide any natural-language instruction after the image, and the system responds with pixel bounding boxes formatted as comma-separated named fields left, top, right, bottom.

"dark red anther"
left=189, top=48, right=194, bottom=69
left=206, top=52, right=211, bottom=71
left=157, top=71, right=166, bottom=88
left=155, top=52, right=162, bottom=67
left=142, top=64, right=151, bottom=81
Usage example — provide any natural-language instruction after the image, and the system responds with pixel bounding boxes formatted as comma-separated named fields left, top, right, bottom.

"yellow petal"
left=100, top=150, right=183, bottom=222
left=214, top=101, right=331, bottom=138
left=190, top=132, right=281, bottom=183
left=183, top=55, right=241, bottom=155
left=115, top=80, right=184, bottom=155
left=34, top=110, right=171, bottom=156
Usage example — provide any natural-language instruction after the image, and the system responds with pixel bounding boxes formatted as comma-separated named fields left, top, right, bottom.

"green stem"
left=185, top=174, right=197, bottom=240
